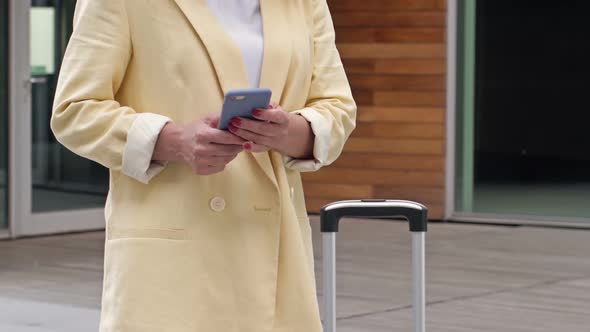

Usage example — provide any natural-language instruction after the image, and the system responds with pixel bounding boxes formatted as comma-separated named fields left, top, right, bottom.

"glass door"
left=9, top=0, right=107, bottom=237
left=451, top=0, right=590, bottom=226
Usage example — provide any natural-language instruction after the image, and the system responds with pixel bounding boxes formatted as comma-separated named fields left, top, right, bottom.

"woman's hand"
left=153, top=115, right=245, bottom=175
left=228, top=104, right=315, bottom=159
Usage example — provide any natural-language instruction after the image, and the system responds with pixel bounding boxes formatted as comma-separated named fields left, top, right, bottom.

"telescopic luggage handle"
left=320, top=199, right=428, bottom=233
left=320, top=199, right=428, bottom=332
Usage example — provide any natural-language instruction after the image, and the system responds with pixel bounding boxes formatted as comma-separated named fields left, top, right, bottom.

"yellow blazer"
left=51, top=0, right=356, bottom=331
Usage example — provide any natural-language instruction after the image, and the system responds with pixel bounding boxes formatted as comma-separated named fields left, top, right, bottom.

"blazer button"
left=210, top=196, right=226, bottom=212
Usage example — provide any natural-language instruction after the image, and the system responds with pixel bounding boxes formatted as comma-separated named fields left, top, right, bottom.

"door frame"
left=445, top=0, right=590, bottom=229
left=8, top=0, right=104, bottom=238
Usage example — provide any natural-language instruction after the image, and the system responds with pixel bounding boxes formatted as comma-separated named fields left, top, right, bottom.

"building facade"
left=1, top=0, right=589, bottom=238
left=304, top=0, right=448, bottom=218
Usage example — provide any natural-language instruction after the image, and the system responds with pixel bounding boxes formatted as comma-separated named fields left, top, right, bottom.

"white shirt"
left=122, top=0, right=329, bottom=183
left=206, top=0, right=264, bottom=88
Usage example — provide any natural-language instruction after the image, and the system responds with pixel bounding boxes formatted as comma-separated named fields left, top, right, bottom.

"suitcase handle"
left=320, top=199, right=428, bottom=233
left=320, top=199, right=428, bottom=332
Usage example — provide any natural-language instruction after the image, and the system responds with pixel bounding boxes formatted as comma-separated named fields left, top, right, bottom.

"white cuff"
left=123, top=113, right=172, bottom=184
left=283, top=107, right=331, bottom=172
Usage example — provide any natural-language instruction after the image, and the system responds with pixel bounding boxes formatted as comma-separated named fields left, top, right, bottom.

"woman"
left=51, top=0, right=356, bottom=331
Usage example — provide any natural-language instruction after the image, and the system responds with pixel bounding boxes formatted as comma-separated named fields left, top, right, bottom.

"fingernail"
left=228, top=124, right=237, bottom=132
left=252, top=109, right=262, bottom=116
left=231, top=118, right=241, bottom=126
left=244, top=142, right=252, bottom=150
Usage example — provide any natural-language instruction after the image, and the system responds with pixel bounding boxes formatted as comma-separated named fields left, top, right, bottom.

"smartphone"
left=218, top=88, right=272, bottom=130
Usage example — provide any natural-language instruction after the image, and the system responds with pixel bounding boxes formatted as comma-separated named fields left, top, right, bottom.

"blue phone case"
left=218, top=88, right=272, bottom=130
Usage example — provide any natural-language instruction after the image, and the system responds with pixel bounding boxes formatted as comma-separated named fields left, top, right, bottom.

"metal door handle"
left=30, top=77, right=48, bottom=84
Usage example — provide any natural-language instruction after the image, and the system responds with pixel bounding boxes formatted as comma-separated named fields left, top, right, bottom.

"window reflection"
left=456, top=1, right=590, bottom=219
left=31, top=0, right=108, bottom=213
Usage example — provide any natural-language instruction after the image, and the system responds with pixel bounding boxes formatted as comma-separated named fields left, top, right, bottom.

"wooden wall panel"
left=329, top=0, right=440, bottom=11
left=342, top=59, right=446, bottom=75
left=333, top=12, right=446, bottom=28
left=303, top=0, right=447, bottom=219
left=336, top=27, right=445, bottom=43
left=338, top=43, right=445, bottom=59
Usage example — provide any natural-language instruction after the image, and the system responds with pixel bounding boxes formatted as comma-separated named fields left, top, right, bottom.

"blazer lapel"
left=173, top=0, right=292, bottom=189
left=173, top=0, right=250, bottom=93
left=259, top=0, right=292, bottom=103
left=251, top=0, right=293, bottom=189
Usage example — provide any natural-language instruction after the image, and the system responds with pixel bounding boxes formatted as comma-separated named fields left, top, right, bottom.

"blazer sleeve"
left=50, top=0, right=171, bottom=184
left=283, top=0, right=357, bottom=172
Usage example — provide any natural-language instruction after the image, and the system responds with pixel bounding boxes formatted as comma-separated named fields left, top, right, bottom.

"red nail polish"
left=252, top=109, right=262, bottom=116
left=244, top=142, right=252, bottom=150
left=228, top=124, right=237, bottom=132
left=231, top=118, right=241, bottom=126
